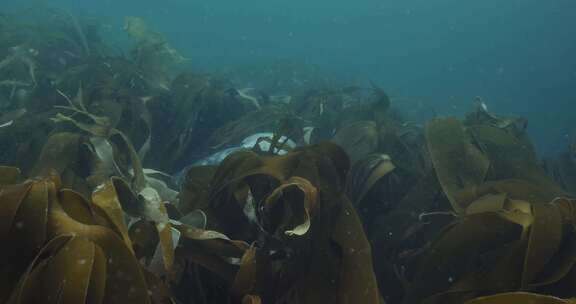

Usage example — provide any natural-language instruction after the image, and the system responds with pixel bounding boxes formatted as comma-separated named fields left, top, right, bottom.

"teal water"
left=6, top=0, right=576, bottom=154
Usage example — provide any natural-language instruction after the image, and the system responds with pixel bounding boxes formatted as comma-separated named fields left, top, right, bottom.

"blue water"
left=9, top=0, right=576, bottom=155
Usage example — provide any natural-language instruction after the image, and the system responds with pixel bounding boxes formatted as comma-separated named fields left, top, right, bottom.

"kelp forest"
left=1, top=10, right=576, bottom=304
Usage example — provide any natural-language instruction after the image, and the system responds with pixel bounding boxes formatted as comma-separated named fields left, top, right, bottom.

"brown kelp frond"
left=346, top=153, right=396, bottom=206
left=0, top=175, right=151, bottom=304
left=196, top=142, right=379, bottom=303
left=48, top=86, right=148, bottom=192
left=123, top=16, right=186, bottom=91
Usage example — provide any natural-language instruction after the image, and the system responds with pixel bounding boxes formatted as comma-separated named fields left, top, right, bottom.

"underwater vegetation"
left=1, top=10, right=576, bottom=304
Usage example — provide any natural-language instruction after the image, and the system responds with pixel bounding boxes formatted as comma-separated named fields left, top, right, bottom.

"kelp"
left=4, top=9, right=576, bottom=304
left=0, top=168, right=250, bottom=304
left=395, top=114, right=576, bottom=304
left=333, top=120, right=379, bottom=165
left=346, top=153, right=396, bottom=206
left=464, top=97, right=528, bottom=139
left=206, top=104, right=291, bottom=150
left=468, top=124, right=564, bottom=197
left=39, top=8, right=108, bottom=59
left=202, top=142, right=380, bottom=303
left=124, top=16, right=186, bottom=91
left=426, top=117, right=567, bottom=213
left=323, top=85, right=428, bottom=179
left=425, top=118, right=490, bottom=213
left=337, top=106, right=576, bottom=304
left=147, top=73, right=263, bottom=171
left=0, top=173, right=150, bottom=303
left=2, top=136, right=381, bottom=303
left=0, top=110, right=55, bottom=175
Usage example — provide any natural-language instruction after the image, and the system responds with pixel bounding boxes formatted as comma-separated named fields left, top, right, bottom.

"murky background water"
left=7, top=0, right=576, bottom=153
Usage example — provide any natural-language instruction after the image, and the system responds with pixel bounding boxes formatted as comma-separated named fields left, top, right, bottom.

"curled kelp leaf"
left=1, top=175, right=153, bottom=304
left=346, top=153, right=395, bottom=206
left=260, top=176, right=318, bottom=237
left=104, top=177, right=175, bottom=273
left=133, top=168, right=179, bottom=203
left=112, top=130, right=147, bottom=191
left=178, top=209, right=207, bottom=229
left=425, top=118, right=489, bottom=213
left=521, top=202, right=563, bottom=287
left=206, top=143, right=378, bottom=303
left=91, top=178, right=133, bottom=249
